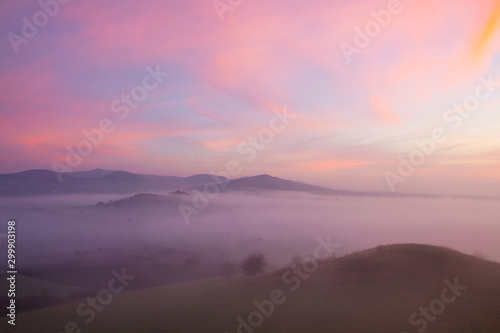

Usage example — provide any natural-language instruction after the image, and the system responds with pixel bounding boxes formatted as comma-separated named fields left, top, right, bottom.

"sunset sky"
left=1, top=0, right=500, bottom=195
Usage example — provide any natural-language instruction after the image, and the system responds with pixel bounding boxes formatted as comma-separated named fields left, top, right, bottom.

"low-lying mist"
left=2, top=191, right=499, bottom=274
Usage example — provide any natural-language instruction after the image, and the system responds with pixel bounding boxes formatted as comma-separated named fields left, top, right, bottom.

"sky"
left=0, top=0, right=500, bottom=196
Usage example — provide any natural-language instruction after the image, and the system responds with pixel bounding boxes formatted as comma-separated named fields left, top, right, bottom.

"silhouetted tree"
left=183, top=258, right=201, bottom=274
left=242, top=252, right=267, bottom=276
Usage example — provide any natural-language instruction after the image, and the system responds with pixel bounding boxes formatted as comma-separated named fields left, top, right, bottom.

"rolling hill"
left=6, top=244, right=500, bottom=333
left=101, top=171, right=145, bottom=181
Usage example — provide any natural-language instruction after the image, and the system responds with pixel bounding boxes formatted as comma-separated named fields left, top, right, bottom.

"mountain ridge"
left=1, top=169, right=499, bottom=200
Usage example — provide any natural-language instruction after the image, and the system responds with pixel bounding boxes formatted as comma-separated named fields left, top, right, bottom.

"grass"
left=0, top=274, right=85, bottom=298
left=3, top=244, right=500, bottom=333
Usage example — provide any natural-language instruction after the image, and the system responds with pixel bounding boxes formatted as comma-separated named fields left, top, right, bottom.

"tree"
left=183, top=257, right=201, bottom=272
left=242, top=252, right=267, bottom=276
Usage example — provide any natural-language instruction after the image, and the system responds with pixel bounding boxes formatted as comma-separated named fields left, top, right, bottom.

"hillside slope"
left=5, top=244, right=500, bottom=333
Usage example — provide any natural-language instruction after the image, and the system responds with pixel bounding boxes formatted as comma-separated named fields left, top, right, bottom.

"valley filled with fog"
left=3, top=192, right=499, bottom=275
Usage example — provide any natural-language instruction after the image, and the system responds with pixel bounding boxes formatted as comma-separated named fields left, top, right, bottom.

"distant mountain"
left=137, top=174, right=185, bottom=183
left=0, top=169, right=74, bottom=196
left=0, top=169, right=229, bottom=196
left=222, top=174, right=344, bottom=195
left=183, top=174, right=228, bottom=185
left=69, top=168, right=116, bottom=179
left=101, top=171, right=145, bottom=181
left=0, top=169, right=60, bottom=183
left=2, top=169, right=495, bottom=200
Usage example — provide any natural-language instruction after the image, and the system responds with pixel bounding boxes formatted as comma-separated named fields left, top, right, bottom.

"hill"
left=183, top=174, right=228, bottom=185
left=223, top=174, right=343, bottom=195
left=94, top=192, right=185, bottom=209
left=101, top=171, right=145, bottom=181
left=7, top=244, right=500, bottom=333
left=69, top=168, right=116, bottom=179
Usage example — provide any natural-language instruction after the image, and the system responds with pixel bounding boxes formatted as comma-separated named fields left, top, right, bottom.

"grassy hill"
left=4, top=244, right=500, bottom=333
left=0, top=275, right=85, bottom=298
